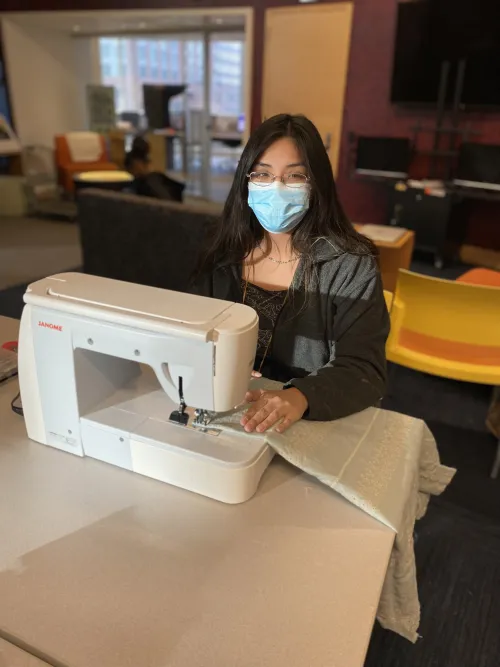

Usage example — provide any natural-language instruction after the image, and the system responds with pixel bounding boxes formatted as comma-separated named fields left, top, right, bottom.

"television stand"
left=387, top=185, right=459, bottom=268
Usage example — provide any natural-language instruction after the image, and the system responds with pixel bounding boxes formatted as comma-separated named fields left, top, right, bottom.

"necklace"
left=257, top=244, right=300, bottom=265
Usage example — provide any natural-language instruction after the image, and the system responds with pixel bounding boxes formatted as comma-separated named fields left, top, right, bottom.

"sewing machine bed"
left=80, top=366, right=273, bottom=504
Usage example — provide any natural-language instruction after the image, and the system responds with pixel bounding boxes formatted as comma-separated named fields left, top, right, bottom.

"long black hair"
left=198, top=113, right=375, bottom=275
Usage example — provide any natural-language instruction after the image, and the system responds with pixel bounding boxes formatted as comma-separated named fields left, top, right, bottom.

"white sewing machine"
left=18, top=273, right=273, bottom=504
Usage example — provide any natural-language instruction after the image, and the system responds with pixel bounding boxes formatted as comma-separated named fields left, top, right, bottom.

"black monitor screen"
left=391, top=0, right=500, bottom=108
left=356, top=137, right=411, bottom=176
left=456, top=143, right=500, bottom=184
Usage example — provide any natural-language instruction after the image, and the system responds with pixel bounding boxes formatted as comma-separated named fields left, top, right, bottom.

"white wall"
left=1, top=18, right=101, bottom=149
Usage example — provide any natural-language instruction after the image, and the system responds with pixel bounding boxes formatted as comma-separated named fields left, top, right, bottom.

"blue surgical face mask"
left=247, top=181, right=310, bottom=234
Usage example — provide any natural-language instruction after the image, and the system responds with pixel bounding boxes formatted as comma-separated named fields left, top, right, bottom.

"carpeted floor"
left=363, top=369, right=500, bottom=667
left=0, top=265, right=499, bottom=666
left=365, top=496, right=500, bottom=667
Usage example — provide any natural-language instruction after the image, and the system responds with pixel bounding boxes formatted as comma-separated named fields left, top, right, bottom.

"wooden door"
left=262, top=3, right=354, bottom=176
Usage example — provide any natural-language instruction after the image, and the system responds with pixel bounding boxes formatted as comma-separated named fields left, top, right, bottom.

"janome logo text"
left=38, top=321, right=63, bottom=332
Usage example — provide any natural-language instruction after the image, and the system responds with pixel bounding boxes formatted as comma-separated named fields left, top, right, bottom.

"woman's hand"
left=241, top=387, right=308, bottom=434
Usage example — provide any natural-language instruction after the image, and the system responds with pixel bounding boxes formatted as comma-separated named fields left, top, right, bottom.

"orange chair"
left=386, top=269, right=500, bottom=477
left=55, top=133, right=118, bottom=194
left=456, top=267, right=500, bottom=288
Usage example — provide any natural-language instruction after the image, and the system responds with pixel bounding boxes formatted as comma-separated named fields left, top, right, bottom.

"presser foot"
left=193, top=409, right=213, bottom=427
left=192, top=409, right=220, bottom=436
left=169, top=410, right=189, bottom=426
left=168, top=408, right=221, bottom=436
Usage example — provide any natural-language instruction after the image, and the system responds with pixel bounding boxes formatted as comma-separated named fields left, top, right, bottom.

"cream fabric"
left=212, top=379, right=455, bottom=642
left=66, top=132, right=102, bottom=162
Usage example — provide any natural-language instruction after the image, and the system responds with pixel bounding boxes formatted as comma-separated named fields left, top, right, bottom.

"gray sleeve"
left=290, top=260, right=390, bottom=421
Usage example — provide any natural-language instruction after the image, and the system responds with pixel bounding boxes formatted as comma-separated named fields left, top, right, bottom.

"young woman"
left=193, top=114, right=389, bottom=434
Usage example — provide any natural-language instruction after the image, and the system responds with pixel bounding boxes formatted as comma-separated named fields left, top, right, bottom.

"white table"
left=0, top=316, right=393, bottom=667
left=0, top=638, right=51, bottom=666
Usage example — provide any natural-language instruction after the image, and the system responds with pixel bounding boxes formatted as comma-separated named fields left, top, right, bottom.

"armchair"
left=55, top=132, right=117, bottom=193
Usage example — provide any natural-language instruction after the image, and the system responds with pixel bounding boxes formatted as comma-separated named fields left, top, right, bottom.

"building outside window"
left=150, top=42, right=158, bottom=79
left=98, top=36, right=244, bottom=118
left=211, top=41, right=243, bottom=116
left=160, top=42, right=168, bottom=79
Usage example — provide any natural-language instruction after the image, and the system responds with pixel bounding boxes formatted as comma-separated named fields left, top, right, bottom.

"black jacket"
left=192, top=238, right=390, bottom=421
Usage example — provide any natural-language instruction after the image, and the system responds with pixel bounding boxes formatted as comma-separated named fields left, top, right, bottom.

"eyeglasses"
left=247, top=171, right=310, bottom=189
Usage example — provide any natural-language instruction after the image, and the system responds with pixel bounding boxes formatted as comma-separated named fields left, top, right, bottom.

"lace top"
left=241, top=280, right=288, bottom=360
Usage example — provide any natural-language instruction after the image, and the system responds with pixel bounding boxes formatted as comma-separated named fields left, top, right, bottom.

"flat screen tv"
left=454, top=142, right=500, bottom=190
left=355, top=137, right=411, bottom=179
left=390, top=0, right=500, bottom=109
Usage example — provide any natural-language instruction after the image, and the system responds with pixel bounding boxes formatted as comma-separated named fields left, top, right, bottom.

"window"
left=120, top=41, right=128, bottom=64
left=0, top=44, right=12, bottom=126
left=0, top=87, right=10, bottom=122
left=210, top=40, right=243, bottom=116
left=170, top=43, right=180, bottom=70
left=100, top=38, right=122, bottom=79
left=98, top=36, right=244, bottom=117
left=185, top=40, right=203, bottom=86
left=99, top=40, right=110, bottom=59
left=137, top=40, right=148, bottom=63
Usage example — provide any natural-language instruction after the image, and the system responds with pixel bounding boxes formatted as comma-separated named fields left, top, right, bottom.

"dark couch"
left=77, top=189, right=223, bottom=293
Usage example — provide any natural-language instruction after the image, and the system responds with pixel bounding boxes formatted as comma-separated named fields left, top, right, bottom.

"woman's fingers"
left=240, top=397, right=265, bottom=424
left=251, top=371, right=262, bottom=378
left=241, top=399, right=270, bottom=430
left=274, top=418, right=293, bottom=434
left=245, top=389, right=264, bottom=403
left=241, top=389, right=307, bottom=433
left=255, top=409, right=284, bottom=433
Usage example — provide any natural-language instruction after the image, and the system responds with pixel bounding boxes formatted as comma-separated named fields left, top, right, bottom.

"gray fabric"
left=193, top=238, right=390, bottom=422
left=212, top=378, right=456, bottom=642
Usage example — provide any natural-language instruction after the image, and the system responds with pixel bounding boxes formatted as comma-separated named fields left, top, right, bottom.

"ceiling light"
left=215, top=18, right=223, bottom=25
left=138, top=22, right=147, bottom=29
left=72, top=25, right=81, bottom=32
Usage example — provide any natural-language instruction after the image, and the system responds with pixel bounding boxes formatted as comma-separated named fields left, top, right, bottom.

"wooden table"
left=355, top=225, right=415, bottom=293
left=0, top=316, right=393, bottom=667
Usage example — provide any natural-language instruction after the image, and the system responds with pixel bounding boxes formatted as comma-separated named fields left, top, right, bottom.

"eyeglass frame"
left=246, top=171, right=311, bottom=188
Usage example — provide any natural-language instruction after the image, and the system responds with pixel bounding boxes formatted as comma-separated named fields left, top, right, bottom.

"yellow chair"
left=383, top=290, right=393, bottom=312
left=386, top=269, right=500, bottom=477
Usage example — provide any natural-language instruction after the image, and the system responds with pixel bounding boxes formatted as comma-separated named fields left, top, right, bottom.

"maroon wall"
left=336, top=0, right=500, bottom=249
